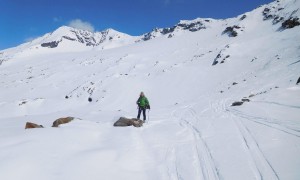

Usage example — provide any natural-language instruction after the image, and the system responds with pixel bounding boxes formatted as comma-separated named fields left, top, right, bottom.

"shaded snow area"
left=0, top=0, right=300, bottom=179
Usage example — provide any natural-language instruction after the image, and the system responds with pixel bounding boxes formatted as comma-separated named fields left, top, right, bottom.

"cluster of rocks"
left=282, top=18, right=300, bottom=29
left=41, top=41, right=61, bottom=48
left=222, top=25, right=241, bottom=37
left=231, top=85, right=282, bottom=107
left=25, top=117, right=74, bottom=129
left=231, top=98, right=251, bottom=106
left=25, top=116, right=145, bottom=130
left=212, top=45, right=230, bottom=65
left=141, top=19, right=208, bottom=41
left=262, top=5, right=300, bottom=29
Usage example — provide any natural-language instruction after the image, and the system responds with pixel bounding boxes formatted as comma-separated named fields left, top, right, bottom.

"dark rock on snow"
left=262, top=8, right=273, bottom=20
left=249, top=94, right=255, bottom=98
left=241, top=98, right=250, bottom=102
left=222, top=26, right=240, bottom=37
left=231, top=101, right=244, bottom=106
left=41, top=41, right=60, bottom=48
left=296, top=77, right=300, bottom=85
left=282, top=18, right=300, bottom=29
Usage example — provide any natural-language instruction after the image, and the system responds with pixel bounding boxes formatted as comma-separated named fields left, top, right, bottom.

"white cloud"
left=68, top=19, right=95, bottom=32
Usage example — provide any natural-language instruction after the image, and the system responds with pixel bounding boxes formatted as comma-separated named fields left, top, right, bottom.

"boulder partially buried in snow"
left=25, top=122, right=44, bottom=129
left=231, top=101, right=244, bottom=106
left=114, top=117, right=143, bottom=127
left=52, top=117, right=74, bottom=127
left=296, top=76, right=300, bottom=85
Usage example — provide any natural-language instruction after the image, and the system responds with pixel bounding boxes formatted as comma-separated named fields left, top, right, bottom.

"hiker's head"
left=140, top=92, right=144, bottom=96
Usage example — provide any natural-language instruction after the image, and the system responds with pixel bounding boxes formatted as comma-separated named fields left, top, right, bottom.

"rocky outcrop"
left=212, top=45, right=230, bottom=65
left=141, top=19, right=208, bottom=41
left=52, top=117, right=74, bottom=127
left=114, top=117, right=143, bottom=127
left=282, top=18, right=300, bottom=29
left=41, top=41, right=60, bottom=48
left=222, top=25, right=243, bottom=37
left=261, top=1, right=299, bottom=27
left=25, top=122, right=44, bottom=129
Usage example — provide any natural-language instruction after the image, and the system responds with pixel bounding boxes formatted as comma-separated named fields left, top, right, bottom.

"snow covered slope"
left=0, top=0, right=300, bottom=180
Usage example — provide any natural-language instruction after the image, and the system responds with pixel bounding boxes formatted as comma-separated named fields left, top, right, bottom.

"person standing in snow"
left=136, top=92, right=150, bottom=121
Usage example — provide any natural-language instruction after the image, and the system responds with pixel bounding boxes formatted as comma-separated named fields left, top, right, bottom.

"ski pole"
left=148, top=109, right=150, bottom=122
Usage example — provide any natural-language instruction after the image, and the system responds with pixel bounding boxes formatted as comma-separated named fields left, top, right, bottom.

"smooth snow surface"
left=0, top=0, right=300, bottom=179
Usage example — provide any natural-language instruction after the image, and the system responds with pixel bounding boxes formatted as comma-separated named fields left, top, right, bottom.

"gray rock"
left=249, top=94, right=255, bottom=98
left=114, top=117, right=143, bottom=127
left=241, top=98, right=250, bottom=102
left=41, top=41, right=60, bottom=48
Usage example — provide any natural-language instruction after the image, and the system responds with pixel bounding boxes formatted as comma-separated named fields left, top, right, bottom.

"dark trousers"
left=137, top=107, right=146, bottom=120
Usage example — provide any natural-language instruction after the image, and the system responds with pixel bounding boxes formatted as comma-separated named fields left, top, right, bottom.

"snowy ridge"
left=0, top=0, right=300, bottom=180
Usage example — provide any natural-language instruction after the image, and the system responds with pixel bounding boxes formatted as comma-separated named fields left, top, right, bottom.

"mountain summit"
left=24, top=26, right=137, bottom=50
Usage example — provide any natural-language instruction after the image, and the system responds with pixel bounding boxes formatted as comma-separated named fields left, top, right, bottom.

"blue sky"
left=0, top=0, right=273, bottom=50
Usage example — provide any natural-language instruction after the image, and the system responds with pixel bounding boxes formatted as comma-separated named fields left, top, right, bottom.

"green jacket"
left=137, top=96, right=150, bottom=108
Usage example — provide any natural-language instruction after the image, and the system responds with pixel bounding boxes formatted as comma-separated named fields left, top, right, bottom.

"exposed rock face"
left=113, top=117, right=143, bottom=127
left=263, top=8, right=273, bottom=20
left=141, top=19, right=208, bottom=41
left=212, top=45, right=230, bottom=65
left=52, top=117, right=74, bottom=127
left=25, top=122, right=44, bottom=129
left=41, top=41, right=60, bottom=48
left=39, top=26, right=131, bottom=49
left=222, top=26, right=241, bottom=37
left=261, top=1, right=299, bottom=27
left=282, top=18, right=300, bottom=29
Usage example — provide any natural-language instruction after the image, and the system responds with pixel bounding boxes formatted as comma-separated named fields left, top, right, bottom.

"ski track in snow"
left=230, top=115, right=280, bottom=180
left=172, top=106, right=221, bottom=180
left=228, top=109, right=300, bottom=138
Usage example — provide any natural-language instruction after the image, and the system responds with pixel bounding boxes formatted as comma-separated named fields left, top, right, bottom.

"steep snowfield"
left=1, top=0, right=300, bottom=180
